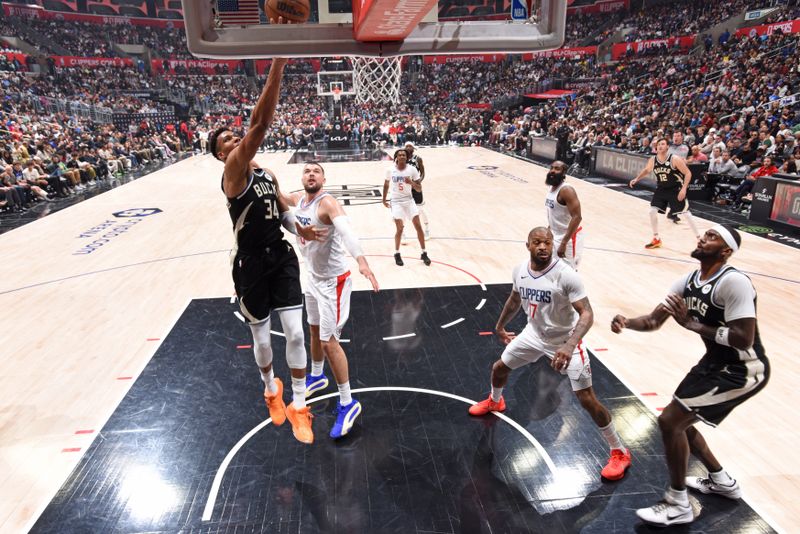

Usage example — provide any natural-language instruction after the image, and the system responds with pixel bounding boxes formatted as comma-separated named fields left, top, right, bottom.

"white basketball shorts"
left=390, top=200, right=419, bottom=221
left=500, top=324, right=592, bottom=391
left=305, top=271, right=352, bottom=341
left=555, top=228, right=584, bottom=270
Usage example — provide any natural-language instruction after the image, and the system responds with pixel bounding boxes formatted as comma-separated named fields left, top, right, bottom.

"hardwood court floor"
left=0, top=147, right=797, bottom=532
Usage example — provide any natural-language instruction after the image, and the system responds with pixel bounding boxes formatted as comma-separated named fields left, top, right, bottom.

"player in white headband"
left=611, top=223, right=769, bottom=526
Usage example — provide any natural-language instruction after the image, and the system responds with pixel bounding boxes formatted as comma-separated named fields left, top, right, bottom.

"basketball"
left=264, top=0, right=310, bottom=23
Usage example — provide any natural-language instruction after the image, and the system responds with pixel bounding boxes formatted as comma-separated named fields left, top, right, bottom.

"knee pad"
left=280, top=308, right=307, bottom=369
left=249, top=319, right=273, bottom=368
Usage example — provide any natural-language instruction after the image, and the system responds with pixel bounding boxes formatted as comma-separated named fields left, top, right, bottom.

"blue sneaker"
left=305, top=373, right=329, bottom=398
left=330, top=399, right=362, bottom=439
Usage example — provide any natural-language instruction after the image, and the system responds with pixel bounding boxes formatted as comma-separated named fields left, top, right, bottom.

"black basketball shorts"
left=673, top=356, right=770, bottom=426
left=651, top=189, right=687, bottom=214
left=232, top=240, right=302, bottom=324
left=411, top=188, right=424, bottom=205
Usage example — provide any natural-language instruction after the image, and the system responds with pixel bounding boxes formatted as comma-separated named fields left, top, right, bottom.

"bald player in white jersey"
left=469, top=227, right=632, bottom=480
left=287, top=162, right=379, bottom=439
left=545, top=160, right=583, bottom=269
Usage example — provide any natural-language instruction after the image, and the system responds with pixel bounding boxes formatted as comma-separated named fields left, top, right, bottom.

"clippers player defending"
left=382, top=149, right=431, bottom=266
left=404, top=142, right=429, bottom=238
left=630, top=137, right=700, bottom=249
left=612, top=225, right=769, bottom=526
left=469, top=227, right=632, bottom=481
left=286, top=162, right=380, bottom=439
left=545, top=161, right=583, bottom=269
left=209, top=54, right=320, bottom=445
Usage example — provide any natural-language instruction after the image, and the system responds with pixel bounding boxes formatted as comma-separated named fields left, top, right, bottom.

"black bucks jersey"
left=652, top=154, right=683, bottom=191
left=224, top=168, right=283, bottom=255
left=680, top=265, right=766, bottom=364
left=672, top=265, right=769, bottom=426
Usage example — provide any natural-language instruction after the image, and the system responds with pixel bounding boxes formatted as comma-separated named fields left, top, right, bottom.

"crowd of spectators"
left=623, top=0, right=761, bottom=41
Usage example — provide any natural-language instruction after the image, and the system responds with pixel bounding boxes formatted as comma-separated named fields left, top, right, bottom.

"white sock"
left=490, top=386, right=503, bottom=402
left=666, top=486, right=689, bottom=506
left=338, top=381, right=352, bottom=405
left=261, top=369, right=278, bottom=394
left=599, top=421, right=624, bottom=451
left=395, top=249, right=400, bottom=254
left=683, top=211, right=700, bottom=238
left=291, top=377, right=306, bottom=409
left=421, top=249, right=427, bottom=254
left=311, top=359, right=324, bottom=376
left=709, top=469, right=734, bottom=485
left=650, top=209, right=659, bottom=237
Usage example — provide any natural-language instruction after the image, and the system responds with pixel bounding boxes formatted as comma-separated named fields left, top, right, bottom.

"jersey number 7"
left=529, top=303, right=538, bottom=319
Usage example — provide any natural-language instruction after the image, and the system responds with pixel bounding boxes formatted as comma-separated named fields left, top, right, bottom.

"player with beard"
left=544, top=161, right=583, bottom=269
left=286, top=162, right=379, bottom=438
left=209, top=52, right=324, bottom=445
left=612, top=225, right=769, bottom=526
left=469, top=227, right=632, bottom=481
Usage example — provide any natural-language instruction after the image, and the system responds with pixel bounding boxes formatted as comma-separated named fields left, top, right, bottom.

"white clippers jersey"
left=512, top=258, right=586, bottom=344
left=294, top=192, right=349, bottom=278
left=545, top=182, right=573, bottom=243
left=386, top=164, right=419, bottom=204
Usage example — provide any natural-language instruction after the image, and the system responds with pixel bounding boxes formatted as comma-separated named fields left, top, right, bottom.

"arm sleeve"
left=561, top=269, right=588, bottom=303
left=280, top=210, right=298, bottom=235
left=667, top=274, right=690, bottom=298
left=716, top=273, right=757, bottom=321
left=512, top=264, right=520, bottom=292
left=332, top=215, right=364, bottom=259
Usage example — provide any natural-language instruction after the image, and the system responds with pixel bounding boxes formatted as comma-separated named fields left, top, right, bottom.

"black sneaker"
left=394, top=253, right=404, bottom=266
left=421, top=252, right=431, bottom=266
left=668, top=213, right=681, bottom=224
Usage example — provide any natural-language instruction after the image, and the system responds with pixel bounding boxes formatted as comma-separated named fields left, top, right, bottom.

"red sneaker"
left=601, top=448, right=631, bottom=480
left=644, top=238, right=662, bottom=249
left=468, top=395, right=506, bottom=416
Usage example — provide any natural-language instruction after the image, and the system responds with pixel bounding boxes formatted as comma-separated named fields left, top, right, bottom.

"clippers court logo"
left=74, top=208, right=162, bottom=255
left=113, top=208, right=163, bottom=218
left=468, top=165, right=529, bottom=184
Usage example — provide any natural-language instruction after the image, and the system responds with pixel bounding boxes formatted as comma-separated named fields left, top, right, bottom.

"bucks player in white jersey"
left=382, top=149, right=431, bottom=267
left=545, top=160, right=583, bottom=269
left=612, top=225, right=769, bottom=526
left=286, top=162, right=380, bottom=439
left=469, top=227, right=632, bottom=481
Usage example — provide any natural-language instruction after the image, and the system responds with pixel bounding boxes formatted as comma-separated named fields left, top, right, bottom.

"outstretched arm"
left=611, top=303, right=671, bottom=333
left=319, top=195, right=379, bottom=292
left=629, top=157, right=654, bottom=187
left=224, top=58, right=288, bottom=190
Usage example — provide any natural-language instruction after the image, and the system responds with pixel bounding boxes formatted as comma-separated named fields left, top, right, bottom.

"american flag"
left=217, top=0, right=261, bottom=25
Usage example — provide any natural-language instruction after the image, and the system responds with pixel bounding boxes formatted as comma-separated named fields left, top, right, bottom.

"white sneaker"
left=686, top=475, right=742, bottom=499
left=636, top=496, right=695, bottom=526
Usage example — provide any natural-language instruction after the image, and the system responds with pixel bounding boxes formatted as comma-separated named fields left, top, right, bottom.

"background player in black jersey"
left=629, top=137, right=701, bottom=249
left=611, top=224, right=769, bottom=526
left=404, top=142, right=429, bottom=238
left=208, top=51, right=324, bottom=445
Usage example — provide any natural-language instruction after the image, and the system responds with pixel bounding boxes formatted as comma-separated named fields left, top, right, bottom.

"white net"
left=352, top=57, right=402, bottom=104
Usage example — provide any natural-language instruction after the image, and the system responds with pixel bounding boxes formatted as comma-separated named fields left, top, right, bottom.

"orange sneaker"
left=263, top=378, right=286, bottom=426
left=601, top=448, right=631, bottom=480
left=644, top=238, right=662, bottom=249
left=468, top=395, right=506, bottom=416
left=286, top=403, right=314, bottom=444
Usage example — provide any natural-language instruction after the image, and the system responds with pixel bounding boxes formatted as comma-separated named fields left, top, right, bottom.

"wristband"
left=715, top=326, right=730, bottom=347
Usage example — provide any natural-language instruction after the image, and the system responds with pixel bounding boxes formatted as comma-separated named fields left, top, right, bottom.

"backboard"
left=181, top=0, right=567, bottom=59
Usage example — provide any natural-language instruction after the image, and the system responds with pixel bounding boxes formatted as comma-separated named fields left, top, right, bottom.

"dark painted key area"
left=32, top=285, right=774, bottom=533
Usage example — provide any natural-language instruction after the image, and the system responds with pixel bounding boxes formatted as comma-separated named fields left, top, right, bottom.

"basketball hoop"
left=352, top=56, right=402, bottom=104
left=332, top=87, right=342, bottom=103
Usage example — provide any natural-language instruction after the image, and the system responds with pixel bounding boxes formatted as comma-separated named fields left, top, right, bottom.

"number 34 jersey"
left=224, top=168, right=284, bottom=255
left=512, top=258, right=587, bottom=345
